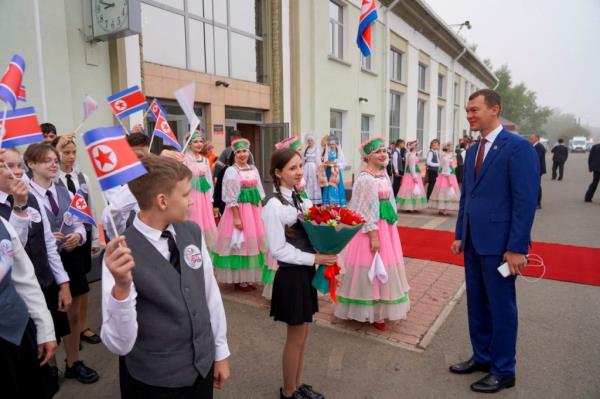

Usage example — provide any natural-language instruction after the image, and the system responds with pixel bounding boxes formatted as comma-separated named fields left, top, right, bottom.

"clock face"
left=94, top=0, right=128, bottom=33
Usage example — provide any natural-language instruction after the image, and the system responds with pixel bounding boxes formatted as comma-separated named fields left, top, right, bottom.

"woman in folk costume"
left=263, top=136, right=307, bottom=300
left=335, top=137, right=410, bottom=331
left=429, top=142, right=461, bottom=216
left=320, top=136, right=347, bottom=206
left=396, top=140, right=428, bottom=212
left=302, top=134, right=322, bottom=205
left=183, top=130, right=218, bottom=249
left=213, top=138, right=267, bottom=291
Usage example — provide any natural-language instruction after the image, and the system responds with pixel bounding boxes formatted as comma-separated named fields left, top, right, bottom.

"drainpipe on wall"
left=32, top=0, right=48, bottom=121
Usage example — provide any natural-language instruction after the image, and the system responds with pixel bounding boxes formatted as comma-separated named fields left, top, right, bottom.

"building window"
left=141, top=0, right=265, bottom=83
left=437, top=105, right=444, bottom=140
left=361, top=114, right=372, bottom=143
left=464, top=81, right=469, bottom=105
left=418, top=63, right=427, bottom=91
left=454, top=82, right=459, bottom=105
left=417, top=99, right=426, bottom=145
left=389, top=48, right=403, bottom=82
left=389, top=91, right=401, bottom=141
left=438, top=74, right=445, bottom=98
left=360, top=26, right=374, bottom=70
left=330, top=109, right=344, bottom=147
left=453, top=108, right=458, bottom=136
left=329, top=1, right=344, bottom=59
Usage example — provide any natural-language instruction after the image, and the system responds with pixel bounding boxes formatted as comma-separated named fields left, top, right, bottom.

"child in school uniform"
left=24, top=143, right=99, bottom=384
left=101, top=154, right=230, bottom=399
left=262, top=148, right=336, bottom=399
left=0, top=147, right=73, bottom=393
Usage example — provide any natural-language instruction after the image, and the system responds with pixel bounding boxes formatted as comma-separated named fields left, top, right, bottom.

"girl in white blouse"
left=262, top=148, right=335, bottom=399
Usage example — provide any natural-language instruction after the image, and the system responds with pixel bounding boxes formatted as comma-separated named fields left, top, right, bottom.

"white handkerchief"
left=230, top=228, right=245, bottom=250
left=412, top=185, right=422, bottom=197
left=368, top=252, right=388, bottom=284
left=448, top=187, right=457, bottom=200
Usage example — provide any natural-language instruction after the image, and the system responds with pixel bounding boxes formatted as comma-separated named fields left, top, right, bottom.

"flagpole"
left=3, top=162, right=17, bottom=179
left=117, top=118, right=130, bottom=136
left=148, top=129, right=156, bottom=150
left=180, top=121, right=200, bottom=153
left=58, top=219, right=65, bottom=234
left=73, top=119, right=86, bottom=135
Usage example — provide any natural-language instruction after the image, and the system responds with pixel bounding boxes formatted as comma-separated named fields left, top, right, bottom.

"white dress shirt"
left=102, top=184, right=139, bottom=240
left=392, top=150, right=400, bottom=174
left=0, top=190, right=33, bottom=245
left=23, top=183, right=69, bottom=285
left=28, top=180, right=87, bottom=249
left=479, top=124, right=504, bottom=160
left=56, top=170, right=99, bottom=246
left=3, top=217, right=55, bottom=344
left=101, top=216, right=230, bottom=361
left=261, top=187, right=316, bottom=266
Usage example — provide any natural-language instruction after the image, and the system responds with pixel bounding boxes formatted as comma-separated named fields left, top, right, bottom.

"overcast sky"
left=425, top=0, right=600, bottom=127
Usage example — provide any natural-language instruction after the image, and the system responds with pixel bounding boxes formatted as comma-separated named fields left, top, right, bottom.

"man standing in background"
left=584, top=142, right=600, bottom=202
left=550, top=138, right=569, bottom=181
left=530, top=134, right=546, bottom=209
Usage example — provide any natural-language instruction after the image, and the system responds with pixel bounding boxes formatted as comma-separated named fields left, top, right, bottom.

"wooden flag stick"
left=116, top=118, right=130, bottom=136
left=180, top=121, right=200, bottom=153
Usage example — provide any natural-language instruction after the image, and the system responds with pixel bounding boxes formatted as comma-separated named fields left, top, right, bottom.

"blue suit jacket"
left=455, top=129, right=539, bottom=255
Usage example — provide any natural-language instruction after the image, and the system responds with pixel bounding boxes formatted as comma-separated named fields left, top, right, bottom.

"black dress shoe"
left=64, top=361, right=99, bottom=384
left=470, top=373, right=515, bottom=393
left=449, top=358, right=490, bottom=374
left=298, top=384, right=325, bottom=399
left=80, top=329, right=102, bottom=344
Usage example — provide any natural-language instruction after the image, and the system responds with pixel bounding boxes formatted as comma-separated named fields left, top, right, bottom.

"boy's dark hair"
left=468, top=89, right=502, bottom=113
left=128, top=154, right=192, bottom=210
left=40, top=123, right=57, bottom=135
left=558, top=138, right=564, bottom=144
left=127, top=132, right=150, bottom=148
left=430, top=139, right=440, bottom=148
left=23, top=143, right=60, bottom=165
left=396, top=139, right=405, bottom=146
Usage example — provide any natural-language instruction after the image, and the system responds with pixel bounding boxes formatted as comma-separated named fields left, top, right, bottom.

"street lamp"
left=449, top=20, right=471, bottom=34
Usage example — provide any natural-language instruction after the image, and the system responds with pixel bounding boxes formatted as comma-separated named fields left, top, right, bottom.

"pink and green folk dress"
left=212, top=164, right=267, bottom=283
left=429, top=152, right=461, bottom=211
left=396, top=152, right=428, bottom=210
left=335, top=171, right=410, bottom=323
left=184, top=154, right=218, bottom=249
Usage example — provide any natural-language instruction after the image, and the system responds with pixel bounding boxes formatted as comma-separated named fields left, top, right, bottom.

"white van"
left=569, top=136, right=588, bottom=152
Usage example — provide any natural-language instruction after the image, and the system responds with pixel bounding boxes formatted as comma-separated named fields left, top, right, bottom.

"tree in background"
left=541, top=109, right=592, bottom=142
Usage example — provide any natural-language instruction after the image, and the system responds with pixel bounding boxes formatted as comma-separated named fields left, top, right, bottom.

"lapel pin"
left=493, top=145, right=498, bottom=150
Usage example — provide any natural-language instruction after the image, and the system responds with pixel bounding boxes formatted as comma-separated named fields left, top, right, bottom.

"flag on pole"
left=0, top=55, right=26, bottom=110
left=356, top=0, right=378, bottom=57
left=82, top=126, right=147, bottom=190
left=17, top=85, right=26, bottom=102
left=66, top=189, right=96, bottom=226
left=153, top=114, right=181, bottom=151
left=106, top=86, right=147, bottom=119
left=174, top=82, right=200, bottom=131
left=83, top=95, right=98, bottom=120
left=148, top=98, right=166, bottom=121
left=0, top=106, right=43, bottom=148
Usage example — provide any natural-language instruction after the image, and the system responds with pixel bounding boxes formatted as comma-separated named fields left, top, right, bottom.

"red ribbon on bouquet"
left=323, top=263, right=341, bottom=303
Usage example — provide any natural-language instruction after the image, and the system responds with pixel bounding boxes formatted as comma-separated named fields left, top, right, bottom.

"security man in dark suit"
left=550, top=138, right=569, bottom=181
left=530, top=134, right=546, bottom=209
left=585, top=142, right=600, bottom=202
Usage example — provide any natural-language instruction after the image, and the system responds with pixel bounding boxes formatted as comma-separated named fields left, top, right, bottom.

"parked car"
left=569, top=136, right=588, bottom=152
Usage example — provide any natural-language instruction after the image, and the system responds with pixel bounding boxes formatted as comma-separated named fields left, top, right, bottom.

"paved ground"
left=55, top=154, right=600, bottom=398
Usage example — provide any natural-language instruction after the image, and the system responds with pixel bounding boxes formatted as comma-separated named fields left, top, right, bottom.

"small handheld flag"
left=66, top=189, right=96, bottom=227
left=174, top=82, right=200, bottom=152
left=106, top=86, right=147, bottom=120
left=0, top=55, right=26, bottom=110
left=83, top=95, right=98, bottom=120
left=153, top=115, right=181, bottom=151
left=17, top=85, right=26, bottom=102
left=0, top=106, right=43, bottom=148
left=357, top=0, right=378, bottom=57
left=82, top=126, right=148, bottom=191
left=148, top=98, right=166, bottom=121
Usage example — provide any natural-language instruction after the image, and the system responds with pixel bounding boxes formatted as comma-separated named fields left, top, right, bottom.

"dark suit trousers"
left=464, top=231, right=518, bottom=378
left=119, top=356, right=214, bottom=399
left=585, top=171, right=600, bottom=201
left=551, top=161, right=565, bottom=180
left=426, top=168, right=438, bottom=199
left=392, top=174, right=402, bottom=197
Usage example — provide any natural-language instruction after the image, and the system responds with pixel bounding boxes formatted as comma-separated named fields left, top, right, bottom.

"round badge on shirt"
left=183, top=244, right=203, bottom=270
left=26, top=208, right=42, bottom=223
left=0, top=239, right=13, bottom=258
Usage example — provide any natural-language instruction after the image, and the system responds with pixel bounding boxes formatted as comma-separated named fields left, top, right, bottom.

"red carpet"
left=398, top=226, right=600, bottom=286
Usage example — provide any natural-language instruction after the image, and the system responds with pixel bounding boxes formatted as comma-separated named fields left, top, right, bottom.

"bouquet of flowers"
left=300, top=206, right=364, bottom=303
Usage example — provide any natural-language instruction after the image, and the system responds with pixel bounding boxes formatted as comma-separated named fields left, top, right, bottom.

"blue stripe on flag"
left=0, top=84, right=17, bottom=109
left=2, top=133, right=44, bottom=148
left=97, top=162, right=148, bottom=191
left=357, top=9, right=378, bottom=57
left=106, top=85, right=141, bottom=102
left=116, top=102, right=147, bottom=119
left=82, top=126, right=125, bottom=147
left=68, top=208, right=96, bottom=226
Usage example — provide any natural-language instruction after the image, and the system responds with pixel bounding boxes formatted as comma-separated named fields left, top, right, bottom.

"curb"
left=417, top=282, right=466, bottom=349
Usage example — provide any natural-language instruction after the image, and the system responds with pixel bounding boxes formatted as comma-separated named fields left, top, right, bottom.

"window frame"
left=418, top=63, right=428, bottom=92
left=389, top=48, right=403, bottom=82
left=437, top=74, right=445, bottom=99
left=328, top=0, right=344, bottom=60
left=389, top=91, right=402, bottom=142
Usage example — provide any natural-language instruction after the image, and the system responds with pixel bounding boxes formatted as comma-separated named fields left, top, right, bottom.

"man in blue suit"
left=449, top=89, right=539, bottom=393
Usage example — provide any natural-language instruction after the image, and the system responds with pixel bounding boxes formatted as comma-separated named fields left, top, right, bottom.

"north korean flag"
left=148, top=98, right=166, bottom=121
left=82, top=126, right=148, bottom=191
left=67, top=189, right=96, bottom=226
left=17, top=85, right=26, bottom=102
left=0, top=106, right=43, bottom=148
left=0, top=55, right=25, bottom=110
left=106, top=85, right=147, bottom=119
left=153, top=114, right=181, bottom=151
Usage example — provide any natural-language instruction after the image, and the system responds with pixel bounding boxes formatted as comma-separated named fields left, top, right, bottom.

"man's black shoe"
left=298, top=384, right=325, bottom=399
left=470, top=373, right=515, bottom=393
left=64, top=361, right=99, bottom=384
left=449, top=358, right=490, bottom=374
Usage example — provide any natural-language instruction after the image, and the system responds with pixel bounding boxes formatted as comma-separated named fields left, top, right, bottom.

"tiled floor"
left=219, top=257, right=465, bottom=350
